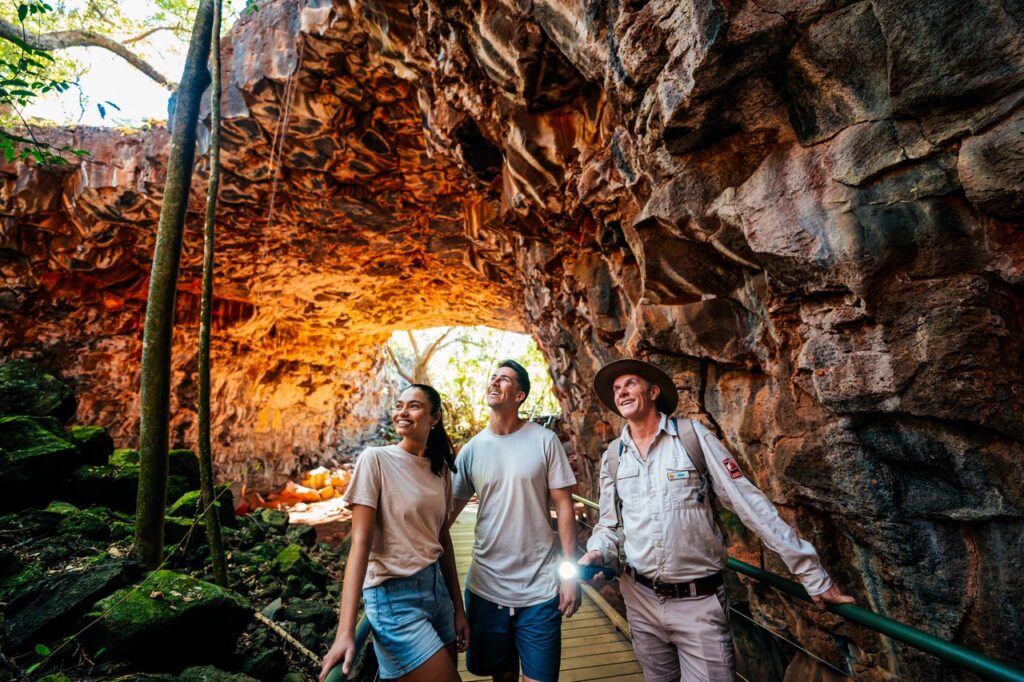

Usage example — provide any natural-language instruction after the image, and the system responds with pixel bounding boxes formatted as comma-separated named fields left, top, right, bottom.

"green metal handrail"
left=324, top=613, right=373, bottom=682
left=572, top=494, right=1024, bottom=682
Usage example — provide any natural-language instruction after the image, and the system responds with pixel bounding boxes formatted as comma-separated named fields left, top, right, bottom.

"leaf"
left=17, top=4, right=28, bottom=22
left=24, top=662, right=41, bottom=676
left=97, top=102, right=106, bottom=119
left=34, top=643, right=51, bottom=656
left=103, top=100, right=121, bottom=111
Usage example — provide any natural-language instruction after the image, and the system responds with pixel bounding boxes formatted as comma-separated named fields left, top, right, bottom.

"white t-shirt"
left=343, top=445, right=453, bottom=588
left=453, top=422, right=576, bottom=607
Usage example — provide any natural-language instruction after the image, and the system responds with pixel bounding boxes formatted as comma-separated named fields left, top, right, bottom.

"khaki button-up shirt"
left=586, top=414, right=833, bottom=596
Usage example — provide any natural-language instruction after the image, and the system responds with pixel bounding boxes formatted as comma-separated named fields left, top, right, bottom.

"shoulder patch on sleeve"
left=722, top=457, right=743, bottom=479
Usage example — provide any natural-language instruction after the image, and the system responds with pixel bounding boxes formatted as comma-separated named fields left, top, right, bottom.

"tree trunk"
left=197, top=0, right=228, bottom=588
left=134, top=0, right=214, bottom=570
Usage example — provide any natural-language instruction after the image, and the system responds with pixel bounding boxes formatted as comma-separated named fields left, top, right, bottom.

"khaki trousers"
left=620, top=572, right=736, bottom=682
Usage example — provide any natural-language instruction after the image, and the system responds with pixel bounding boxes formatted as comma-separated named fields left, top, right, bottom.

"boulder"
left=92, top=570, right=252, bottom=670
left=177, top=666, right=259, bottom=682
left=273, top=543, right=328, bottom=591
left=0, top=415, right=81, bottom=509
left=68, top=425, right=115, bottom=466
left=168, top=486, right=236, bottom=528
left=257, top=508, right=289, bottom=534
left=277, top=598, right=337, bottom=630
left=0, top=359, right=76, bottom=422
left=237, top=647, right=287, bottom=682
left=67, top=460, right=194, bottom=514
left=168, top=449, right=201, bottom=490
left=2, top=557, right=142, bottom=651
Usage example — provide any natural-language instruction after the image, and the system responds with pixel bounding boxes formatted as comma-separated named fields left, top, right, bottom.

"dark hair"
left=497, top=359, right=531, bottom=405
left=406, top=384, right=457, bottom=477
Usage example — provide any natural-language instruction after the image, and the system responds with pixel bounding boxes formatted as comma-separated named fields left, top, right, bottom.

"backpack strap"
left=671, top=417, right=727, bottom=539
left=604, top=437, right=625, bottom=568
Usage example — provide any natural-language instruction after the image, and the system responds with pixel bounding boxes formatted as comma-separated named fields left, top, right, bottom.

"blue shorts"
left=363, top=562, right=456, bottom=679
left=465, top=590, right=562, bottom=682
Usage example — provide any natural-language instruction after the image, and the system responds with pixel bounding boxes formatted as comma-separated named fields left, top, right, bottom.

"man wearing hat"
left=580, top=358, right=854, bottom=682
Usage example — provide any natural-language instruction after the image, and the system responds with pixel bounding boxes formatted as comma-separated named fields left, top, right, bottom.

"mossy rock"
left=93, top=570, right=252, bottom=670
left=0, top=415, right=81, bottom=510
left=66, top=464, right=191, bottom=513
left=0, top=359, right=76, bottom=422
left=168, top=449, right=200, bottom=489
left=43, top=500, right=80, bottom=516
left=285, top=523, right=316, bottom=547
left=256, top=509, right=289, bottom=534
left=168, top=486, right=236, bottom=528
left=109, top=448, right=140, bottom=468
left=273, top=544, right=328, bottom=591
left=38, top=674, right=73, bottom=682
left=58, top=506, right=114, bottom=542
left=3, top=556, right=141, bottom=652
left=164, top=515, right=206, bottom=549
left=66, top=464, right=139, bottom=513
left=237, top=646, right=287, bottom=682
left=177, top=666, right=259, bottom=682
left=277, top=598, right=336, bottom=630
left=69, top=425, right=114, bottom=465
left=0, top=559, right=43, bottom=602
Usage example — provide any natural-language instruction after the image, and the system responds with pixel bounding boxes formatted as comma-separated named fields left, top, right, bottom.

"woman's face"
left=392, top=387, right=437, bottom=441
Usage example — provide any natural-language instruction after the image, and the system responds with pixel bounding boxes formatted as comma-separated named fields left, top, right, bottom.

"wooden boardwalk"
left=450, top=505, right=643, bottom=681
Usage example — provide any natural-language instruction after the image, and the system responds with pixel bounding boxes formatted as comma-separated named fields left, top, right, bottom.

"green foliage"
left=386, top=326, right=561, bottom=445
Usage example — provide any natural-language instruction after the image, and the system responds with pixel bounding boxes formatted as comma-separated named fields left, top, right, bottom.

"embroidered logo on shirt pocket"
left=665, top=468, right=702, bottom=509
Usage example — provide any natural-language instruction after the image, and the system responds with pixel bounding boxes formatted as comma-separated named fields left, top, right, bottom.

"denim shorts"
left=362, top=562, right=456, bottom=679
left=464, top=590, right=562, bottom=682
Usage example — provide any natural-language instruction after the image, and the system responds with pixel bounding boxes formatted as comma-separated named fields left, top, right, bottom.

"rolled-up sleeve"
left=585, top=444, right=621, bottom=566
left=697, top=425, right=833, bottom=596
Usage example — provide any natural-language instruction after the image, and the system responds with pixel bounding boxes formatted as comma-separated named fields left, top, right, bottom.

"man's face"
left=612, top=373, right=660, bottom=421
left=486, top=367, right=525, bottom=410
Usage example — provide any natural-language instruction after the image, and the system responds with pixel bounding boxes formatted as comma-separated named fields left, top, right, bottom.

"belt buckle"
left=653, top=582, right=674, bottom=598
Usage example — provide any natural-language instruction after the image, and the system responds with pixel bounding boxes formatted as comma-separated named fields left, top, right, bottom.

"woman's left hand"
left=454, top=610, right=471, bottom=652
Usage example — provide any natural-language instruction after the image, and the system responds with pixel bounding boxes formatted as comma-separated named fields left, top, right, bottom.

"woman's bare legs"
left=397, top=642, right=461, bottom=682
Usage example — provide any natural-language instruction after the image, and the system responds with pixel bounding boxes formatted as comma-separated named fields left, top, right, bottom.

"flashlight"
left=559, top=560, right=616, bottom=581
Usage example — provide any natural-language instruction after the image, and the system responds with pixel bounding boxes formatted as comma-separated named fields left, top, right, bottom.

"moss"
left=98, top=570, right=250, bottom=623
left=0, top=416, right=79, bottom=482
left=109, top=448, right=140, bottom=468
left=58, top=507, right=112, bottom=541
left=68, top=425, right=114, bottom=465
left=43, top=500, right=80, bottom=515
left=0, top=562, right=43, bottom=601
left=274, top=544, right=303, bottom=573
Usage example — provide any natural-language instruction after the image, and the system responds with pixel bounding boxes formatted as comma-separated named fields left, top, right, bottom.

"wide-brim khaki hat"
left=593, top=358, right=678, bottom=416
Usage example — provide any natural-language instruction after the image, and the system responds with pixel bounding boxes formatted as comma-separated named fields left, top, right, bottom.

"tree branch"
left=0, top=19, right=178, bottom=90
left=123, top=24, right=184, bottom=46
left=385, top=345, right=415, bottom=385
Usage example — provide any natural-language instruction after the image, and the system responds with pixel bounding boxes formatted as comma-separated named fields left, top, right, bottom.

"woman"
left=319, top=384, right=470, bottom=682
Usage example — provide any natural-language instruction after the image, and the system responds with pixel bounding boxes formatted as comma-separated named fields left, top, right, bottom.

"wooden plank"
left=450, top=505, right=641, bottom=681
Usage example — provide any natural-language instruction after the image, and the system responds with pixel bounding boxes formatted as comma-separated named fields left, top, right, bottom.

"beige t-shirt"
left=342, top=445, right=453, bottom=588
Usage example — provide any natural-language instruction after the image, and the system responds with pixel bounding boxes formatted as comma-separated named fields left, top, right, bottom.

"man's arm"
left=447, top=496, right=471, bottom=528
left=550, top=486, right=581, bottom=617
left=696, top=425, right=854, bottom=606
left=580, top=445, right=620, bottom=567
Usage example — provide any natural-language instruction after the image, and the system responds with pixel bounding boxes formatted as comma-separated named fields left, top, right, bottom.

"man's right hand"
left=578, top=550, right=607, bottom=586
left=318, top=633, right=356, bottom=682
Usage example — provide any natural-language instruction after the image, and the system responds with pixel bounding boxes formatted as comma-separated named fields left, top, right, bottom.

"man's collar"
left=621, top=412, right=671, bottom=447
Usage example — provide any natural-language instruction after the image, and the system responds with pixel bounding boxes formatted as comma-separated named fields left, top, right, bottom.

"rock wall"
left=1, top=0, right=1022, bottom=678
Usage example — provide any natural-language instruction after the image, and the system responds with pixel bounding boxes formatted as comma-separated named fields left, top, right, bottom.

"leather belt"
left=624, top=565, right=723, bottom=598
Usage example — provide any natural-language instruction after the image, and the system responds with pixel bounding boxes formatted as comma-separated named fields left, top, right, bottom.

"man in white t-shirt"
left=451, top=359, right=579, bottom=682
